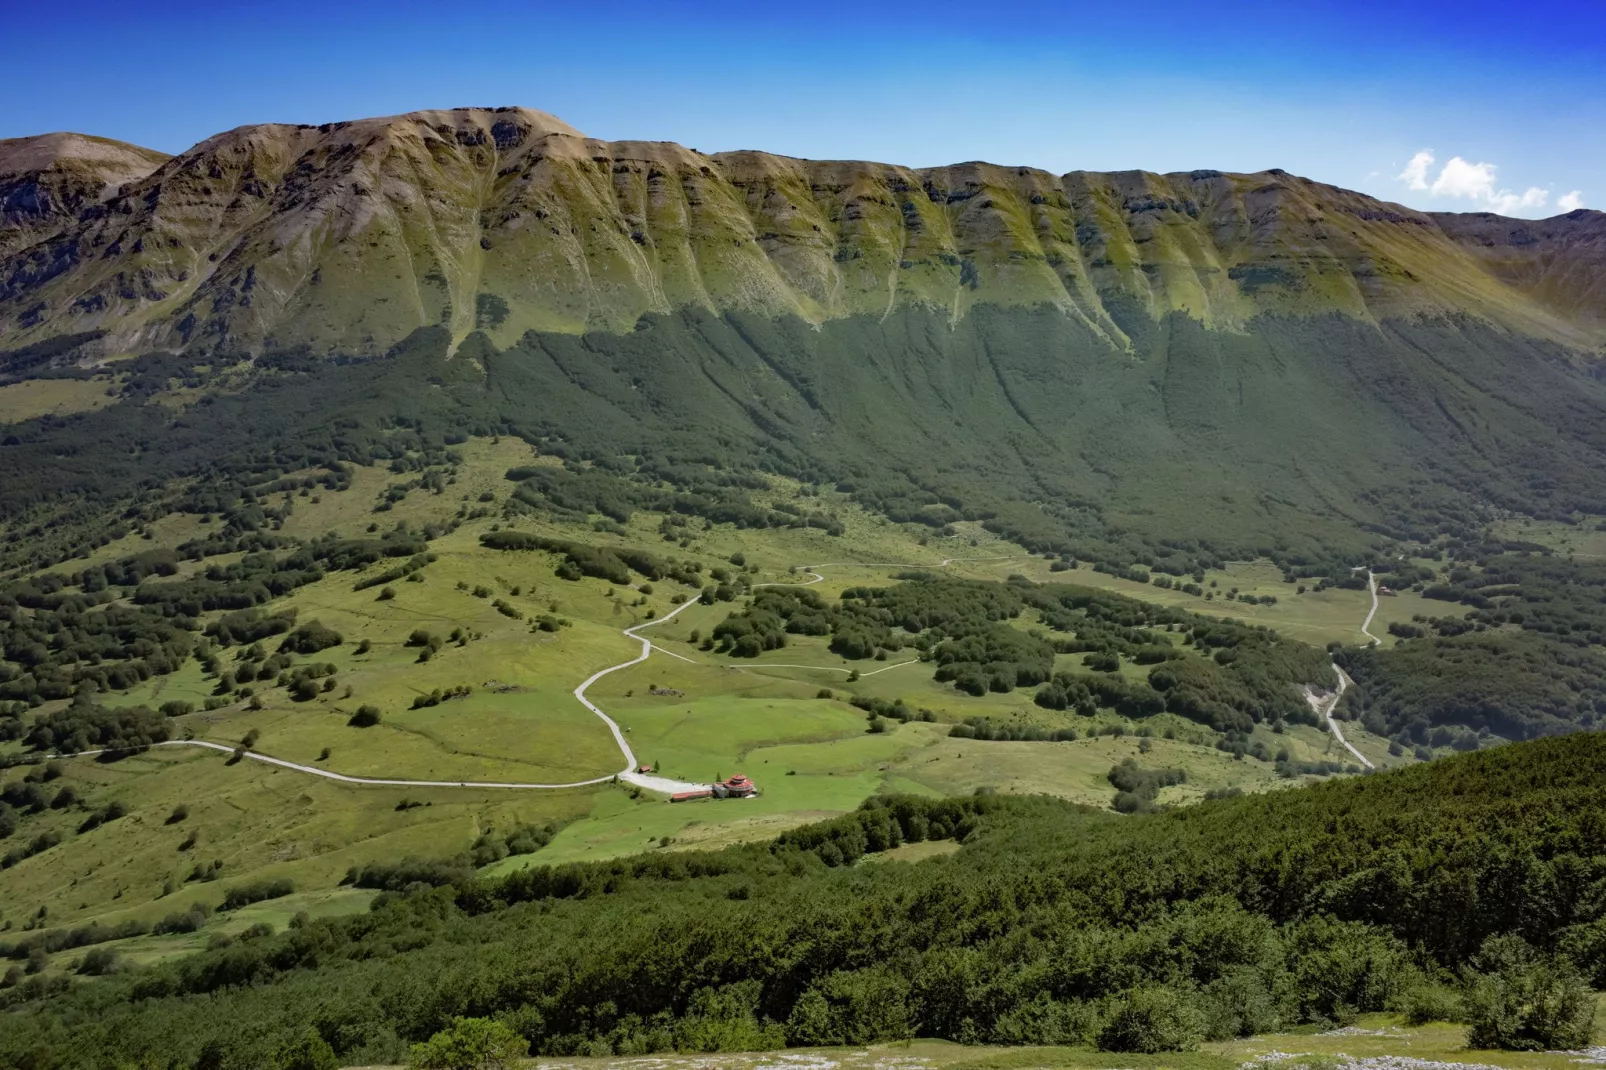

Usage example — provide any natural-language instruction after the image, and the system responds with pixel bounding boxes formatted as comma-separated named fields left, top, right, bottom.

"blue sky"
left=3, top=0, right=1600, bottom=217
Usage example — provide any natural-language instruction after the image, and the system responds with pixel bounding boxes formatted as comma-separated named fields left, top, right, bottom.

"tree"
left=1465, top=935, right=1596, bottom=1050
left=77, top=947, right=118, bottom=975
left=408, top=1017, right=528, bottom=1070
left=273, top=1030, right=338, bottom=1070
left=1097, top=986, right=1205, bottom=1053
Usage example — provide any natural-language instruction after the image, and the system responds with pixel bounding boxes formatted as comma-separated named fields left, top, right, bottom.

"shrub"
left=77, top=947, right=118, bottom=976
left=408, top=1016, right=528, bottom=1070
left=278, top=621, right=343, bottom=654
left=1464, top=935, right=1595, bottom=1050
left=273, top=1029, right=339, bottom=1070
left=782, top=969, right=911, bottom=1046
left=349, top=705, right=381, bottom=728
left=1399, top=980, right=1465, bottom=1025
left=1096, top=985, right=1205, bottom=1052
left=221, top=878, right=294, bottom=911
left=1285, top=915, right=1412, bottom=1023
left=1198, top=968, right=1285, bottom=1039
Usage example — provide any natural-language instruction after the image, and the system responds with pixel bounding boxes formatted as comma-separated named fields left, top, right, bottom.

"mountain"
left=0, top=106, right=1601, bottom=360
left=1434, top=209, right=1606, bottom=340
left=0, top=132, right=168, bottom=260
left=3, top=107, right=1606, bottom=572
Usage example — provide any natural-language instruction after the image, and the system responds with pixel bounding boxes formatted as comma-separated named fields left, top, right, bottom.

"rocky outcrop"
left=0, top=133, right=168, bottom=260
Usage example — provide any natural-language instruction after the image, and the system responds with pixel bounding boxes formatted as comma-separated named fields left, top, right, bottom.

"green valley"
left=1, top=100, right=1605, bottom=1070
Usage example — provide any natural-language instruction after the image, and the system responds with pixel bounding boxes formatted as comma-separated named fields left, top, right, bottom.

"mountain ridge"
left=0, top=106, right=1601, bottom=362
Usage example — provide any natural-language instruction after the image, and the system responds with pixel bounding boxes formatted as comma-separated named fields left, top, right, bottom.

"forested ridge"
left=5, top=735, right=1606, bottom=1066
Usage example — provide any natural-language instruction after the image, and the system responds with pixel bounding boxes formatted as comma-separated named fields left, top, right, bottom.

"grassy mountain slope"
left=0, top=107, right=1601, bottom=359
left=1434, top=209, right=1606, bottom=342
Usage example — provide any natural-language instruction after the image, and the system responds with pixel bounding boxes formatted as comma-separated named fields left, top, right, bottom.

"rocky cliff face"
left=0, top=107, right=1600, bottom=360
left=0, top=133, right=168, bottom=260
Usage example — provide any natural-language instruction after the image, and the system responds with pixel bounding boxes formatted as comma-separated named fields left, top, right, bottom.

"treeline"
left=5, top=695, right=169, bottom=756
left=479, top=530, right=703, bottom=586
left=0, top=527, right=429, bottom=707
left=1027, top=585, right=1332, bottom=734
left=1339, top=631, right=1606, bottom=743
left=505, top=463, right=844, bottom=536
left=343, top=823, right=559, bottom=891
left=9, top=736, right=1606, bottom=1065
left=711, top=577, right=1331, bottom=733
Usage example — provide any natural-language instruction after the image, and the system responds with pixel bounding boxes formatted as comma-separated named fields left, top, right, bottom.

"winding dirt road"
left=1355, top=567, right=1381, bottom=646
left=1304, top=567, right=1378, bottom=770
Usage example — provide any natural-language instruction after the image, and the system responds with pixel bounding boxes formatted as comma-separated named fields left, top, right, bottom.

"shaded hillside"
left=0, top=107, right=1602, bottom=359
left=6, top=307, right=1606, bottom=573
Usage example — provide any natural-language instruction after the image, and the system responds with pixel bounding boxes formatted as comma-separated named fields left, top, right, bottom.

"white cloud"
left=1430, top=156, right=1498, bottom=199
left=1398, top=150, right=1434, bottom=190
left=1393, top=148, right=1564, bottom=217
left=1558, top=190, right=1586, bottom=212
left=1486, top=186, right=1551, bottom=215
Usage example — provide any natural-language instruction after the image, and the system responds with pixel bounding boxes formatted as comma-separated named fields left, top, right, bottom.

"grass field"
left=1492, top=516, right=1606, bottom=560
left=0, top=376, right=119, bottom=423
left=1, top=440, right=1404, bottom=956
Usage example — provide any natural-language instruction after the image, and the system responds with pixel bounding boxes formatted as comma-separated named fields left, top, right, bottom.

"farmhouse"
left=671, top=774, right=759, bottom=802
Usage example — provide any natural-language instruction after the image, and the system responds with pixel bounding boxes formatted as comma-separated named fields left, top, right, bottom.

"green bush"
left=220, top=878, right=294, bottom=911
left=348, top=705, right=381, bottom=728
left=1284, top=915, right=1411, bottom=1023
left=278, top=621, right=343, bottom=655
left=1464, top=935, right=1595, bottom=1050
left=408, top=1017, right=528, bottom=1070
left=1398, top=980, right=1465, bottom=1025
left=1096, top=985, right=1205, bottom=1052
left=77, top=947, right=118, bottom=976
left=1199, top=968, right=1286, bottom=1039
left=273, top=1030, right=338, bottom=1070
left=785, top=968, right=911, bottom=1045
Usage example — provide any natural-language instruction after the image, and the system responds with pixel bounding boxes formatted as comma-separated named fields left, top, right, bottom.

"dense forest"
left=1341, top=554, right=1606, bottom=742
left=3, top=735, right=1606, bottom=1067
